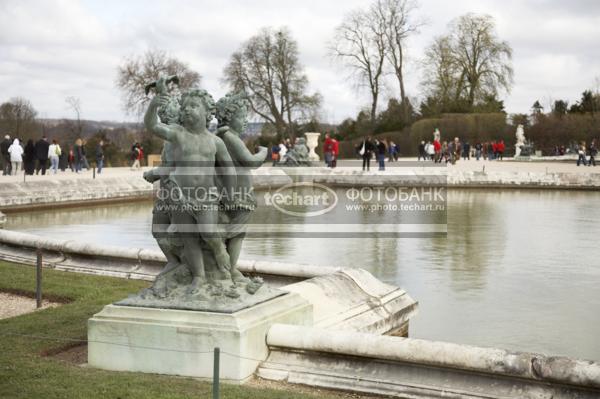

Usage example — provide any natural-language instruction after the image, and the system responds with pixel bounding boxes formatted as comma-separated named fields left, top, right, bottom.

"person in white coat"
left=48, top=139, right=62, bottom=174
left=8, top=138, right=23, bottom=175
left=278, top=141, right=288, bottom=163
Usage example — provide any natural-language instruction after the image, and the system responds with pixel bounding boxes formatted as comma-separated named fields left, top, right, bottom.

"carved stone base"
left=88, top=293, right=313, bottom=382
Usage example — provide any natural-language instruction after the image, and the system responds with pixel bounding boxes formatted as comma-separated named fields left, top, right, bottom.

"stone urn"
left=305, top=132, right=321, bottom=161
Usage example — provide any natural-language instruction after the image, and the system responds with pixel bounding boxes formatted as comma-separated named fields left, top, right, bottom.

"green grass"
left=0, top=262, right=337, bottom=399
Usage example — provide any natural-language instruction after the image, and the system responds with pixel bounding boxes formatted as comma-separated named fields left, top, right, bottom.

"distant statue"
left=433, top=128, right=441, bottom=142
left=282, top=137, right=311, bottom=166
left=515, top=124, right=526, bottom=157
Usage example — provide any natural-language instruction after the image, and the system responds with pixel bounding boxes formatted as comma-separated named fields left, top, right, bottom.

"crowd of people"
left=575, top=140, right=597, bottom=166
left=0, top=134, right=107, bottom=176
left=354, top=137, right=399, bottom=171
left=417, top=138, right=507, bottom=164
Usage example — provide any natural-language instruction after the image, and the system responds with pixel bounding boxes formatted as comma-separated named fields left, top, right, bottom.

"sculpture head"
left=180, top=89, right=215, bottom=129
left=158, top=95, right=181, bottom=125
left=216, top=92, right=249, bottom=134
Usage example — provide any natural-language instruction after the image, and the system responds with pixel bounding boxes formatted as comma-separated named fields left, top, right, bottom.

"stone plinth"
left=88, top=293, right=312, bottom=382
left=305, top=132, right=320, bottom=161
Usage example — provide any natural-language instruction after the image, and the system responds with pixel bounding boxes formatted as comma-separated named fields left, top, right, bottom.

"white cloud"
left=0, top=0, right=598, bottom=123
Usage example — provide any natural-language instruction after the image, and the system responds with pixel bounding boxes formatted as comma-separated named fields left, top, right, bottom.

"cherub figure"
left=144, top=78, right=237, bottom=292
left=215, top=92, right=267, bottom=282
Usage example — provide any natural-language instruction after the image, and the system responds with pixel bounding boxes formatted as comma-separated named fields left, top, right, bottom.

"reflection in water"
left=5, top=189, right=600, bottom=361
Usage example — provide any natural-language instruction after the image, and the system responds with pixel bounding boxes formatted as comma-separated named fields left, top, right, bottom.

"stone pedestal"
left=88, top=293, right=312, bottom=382
left=305, top=132, right=321, bottom=161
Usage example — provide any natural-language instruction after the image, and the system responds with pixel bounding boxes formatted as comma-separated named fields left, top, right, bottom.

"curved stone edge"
left=261, top=324, right=600, bottom=394
left=0, top=169, right=293, bottom=211
left=282, top=268, right=418, bottom=336
left=287, top=166, right=600, bottom=190
left=0, top=229, right=339, bottom=283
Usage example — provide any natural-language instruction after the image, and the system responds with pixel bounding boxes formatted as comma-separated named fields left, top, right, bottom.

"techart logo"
left=264, top=182, right=338, bottom=217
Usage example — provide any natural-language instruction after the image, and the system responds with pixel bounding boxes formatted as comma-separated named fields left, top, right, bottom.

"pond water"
left=6, top=189, right=600, bottom=361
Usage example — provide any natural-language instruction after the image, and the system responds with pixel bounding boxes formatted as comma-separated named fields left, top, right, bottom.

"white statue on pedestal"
left=305, top=132, right=321, bottom=161
left=515, top=124, right=526, bottom=157
left=433, top=128, right=441, bottom=142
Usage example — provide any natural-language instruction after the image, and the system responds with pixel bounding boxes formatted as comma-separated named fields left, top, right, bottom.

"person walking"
left=68, top=148, right=75, bottom=172
left=463, top=141, right=470, bottom=160
left=577, top=142, right=587, bottom=166
left=475, top=142, right=482, bottom=160
left=589, top=139, right=597, bottom=167
left=24, top=139, right=36, bottom=175
left=497, top=140, right=505, bottom=161
left=278, top=140, right=287, bottom=164
left=433, top=137, right=442, bottom=163
left=391, top=141, right=399, bottom=161
left=323, top=133, right=334, bottom=167
left=331, top=137, right=339, bottom=168
left=58, top=145, right=67, bottom=171
left=81, top=140, right=90, bottom=170
left=418, top=141, right=425, bottom=161
left=453, top=137, right=462, bottom=164
left=425, top=141, right=434, bottom=161
left=1, top=135, right=11, bottom=176
left=95, top=140, right=105, bottom=174
left=34, top=136, right=50, bottom=175
left=137, top=144, right=144, bottom=168
left=360, top=136, right=375, bottom=171
left=130, top=143, right=139, bottom=169
left=376, top=139, right=387, bottom=171
left=74, top=139, right=84, bottom=172
left=8, top=138, right=24, bottom=175
left=270, top=142, right=280, bottom=166
left=48, top=139, right=61, bottom=174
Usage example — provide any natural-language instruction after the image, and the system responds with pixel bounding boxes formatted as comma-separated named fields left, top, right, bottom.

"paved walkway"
left=0, top=158, right=597, bottom=185
left=0, top=166, right=151, bottom=184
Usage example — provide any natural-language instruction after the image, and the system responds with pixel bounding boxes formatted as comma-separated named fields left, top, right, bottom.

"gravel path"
left=0, top=292, right=60, bottom=319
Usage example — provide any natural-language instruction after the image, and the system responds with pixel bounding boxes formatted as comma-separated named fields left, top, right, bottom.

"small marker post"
left=36, top=248, right=42, bottom=308
left=213, top=347, right=220, bottom=399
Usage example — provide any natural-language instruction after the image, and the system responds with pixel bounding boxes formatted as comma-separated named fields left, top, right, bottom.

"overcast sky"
left=1, top=0, right=599, bottom=123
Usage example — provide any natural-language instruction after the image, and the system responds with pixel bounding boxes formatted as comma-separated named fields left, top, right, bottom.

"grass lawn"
left=0, top=261, right=357, bottom=399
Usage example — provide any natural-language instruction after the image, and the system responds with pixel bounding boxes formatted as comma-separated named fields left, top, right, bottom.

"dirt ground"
left=0, top=292, right=61, bottom=319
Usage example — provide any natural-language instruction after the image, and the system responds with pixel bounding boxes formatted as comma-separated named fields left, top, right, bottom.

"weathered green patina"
left=117, top=78, right=277, bottom=312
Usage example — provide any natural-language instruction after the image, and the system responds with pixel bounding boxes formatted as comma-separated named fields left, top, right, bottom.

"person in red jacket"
left=331, top=138, right=339, bottom=168
left=497, top=139, right=505, bottom=161
left=433, top=139, right=442, bottom=163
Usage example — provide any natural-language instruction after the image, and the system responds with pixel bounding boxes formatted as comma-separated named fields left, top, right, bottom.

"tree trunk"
left=397, top=47, right=409, bottom=120
left=370, top=91, right=379, bottom=125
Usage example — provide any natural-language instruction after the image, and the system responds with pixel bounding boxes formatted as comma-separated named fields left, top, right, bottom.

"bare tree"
left=65, top=96, right=83, bottom=138
left=330, top=8, right=387, bottom=124
left=421, top=13, right=513, bottom=112
left=372, top=0, right=421, bottom=119
left=421, top=35, right=464, bottom=107
left=0, top=97, right=38, bottom=138
left=116, top=49, right=201, bottom=117
left=451, top=14, right=513, bottom=107
left=223, top=27, right=321, bottom=136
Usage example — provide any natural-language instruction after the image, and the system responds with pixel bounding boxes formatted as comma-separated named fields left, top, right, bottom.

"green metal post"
left=213, top=347, right=220, bottom=399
